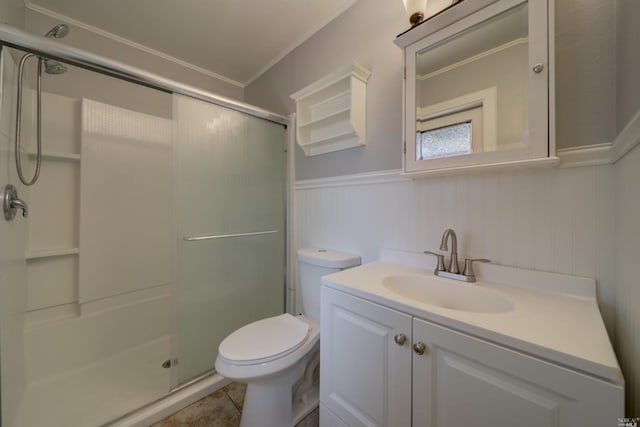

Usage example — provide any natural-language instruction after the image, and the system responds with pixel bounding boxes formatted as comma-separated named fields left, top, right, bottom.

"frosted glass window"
left=417, top=121, right=472, bottom=160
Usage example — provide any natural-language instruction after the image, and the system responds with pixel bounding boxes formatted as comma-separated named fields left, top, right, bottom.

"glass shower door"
left=173, top=95, right=286, bottom=384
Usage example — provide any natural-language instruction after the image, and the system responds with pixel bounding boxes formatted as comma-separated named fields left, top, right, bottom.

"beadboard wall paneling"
left=295, top=165, right=616, bottom=338
left=615, top=143, right=640, bottom=415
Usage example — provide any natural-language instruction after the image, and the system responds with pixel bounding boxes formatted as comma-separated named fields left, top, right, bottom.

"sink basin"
left=382, top=275, right=514, bottom=313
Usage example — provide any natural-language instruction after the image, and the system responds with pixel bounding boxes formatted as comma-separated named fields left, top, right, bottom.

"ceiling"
left=25, top=0, right=358, bottom=87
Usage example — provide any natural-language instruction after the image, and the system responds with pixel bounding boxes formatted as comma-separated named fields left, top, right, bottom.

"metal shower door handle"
left=3, top=184, right=28, bottom=220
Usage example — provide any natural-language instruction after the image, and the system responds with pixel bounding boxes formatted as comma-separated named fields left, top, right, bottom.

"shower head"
left=42, top=24, right=69, bottom=74
left=44, top=23, right=69, bottom=39
left=44, top=59, right=67, bottom=75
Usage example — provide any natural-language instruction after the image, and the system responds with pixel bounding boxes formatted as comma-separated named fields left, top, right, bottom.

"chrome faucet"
left=439, top=228, right=459, bottom=274
left=424, top=228, right=490, bottom=283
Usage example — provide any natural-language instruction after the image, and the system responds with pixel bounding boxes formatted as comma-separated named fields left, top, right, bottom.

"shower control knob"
left=394, top=333, right=407, bottom=346
left=413, top=342, right=428, bottom=355
left=3, top=184, right=28, bottom=221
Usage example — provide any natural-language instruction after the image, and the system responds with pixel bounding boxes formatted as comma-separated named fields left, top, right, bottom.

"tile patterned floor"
left=152, top=382, right=319, bottom=427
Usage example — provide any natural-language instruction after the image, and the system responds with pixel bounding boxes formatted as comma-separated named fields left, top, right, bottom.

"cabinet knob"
left=413, top=342, right=428, bottom=355
left=394, top=333, right=407, bottom=346
left=533, top=63, right=545, bottom=74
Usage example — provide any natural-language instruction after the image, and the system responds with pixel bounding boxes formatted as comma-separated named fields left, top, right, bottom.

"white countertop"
left=321, top=252, right=622, bottom=385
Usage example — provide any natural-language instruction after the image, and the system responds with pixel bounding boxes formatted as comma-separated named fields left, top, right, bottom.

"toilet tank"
left=297, top=248, right=361, bottom=322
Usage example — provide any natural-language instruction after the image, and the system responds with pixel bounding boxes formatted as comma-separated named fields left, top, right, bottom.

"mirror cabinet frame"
left=395, top=0, right=559, bottom=177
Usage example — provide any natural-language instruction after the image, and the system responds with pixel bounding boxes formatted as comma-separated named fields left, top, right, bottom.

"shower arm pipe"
left=0, top=24, right=289, bottom=126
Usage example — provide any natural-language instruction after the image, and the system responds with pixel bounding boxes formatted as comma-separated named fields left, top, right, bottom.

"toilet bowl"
left=216, top=314, right=320, bottom=426
left=214, top=248, right=360, bottom=427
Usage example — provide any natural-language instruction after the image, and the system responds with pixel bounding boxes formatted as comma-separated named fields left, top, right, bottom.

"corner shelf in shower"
left=25, top=247, right=79, bottom=260
left=291, top=62, right=371, bottom=156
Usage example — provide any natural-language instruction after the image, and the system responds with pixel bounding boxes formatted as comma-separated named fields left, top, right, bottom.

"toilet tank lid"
left=297, top=248, right=361, bottom=269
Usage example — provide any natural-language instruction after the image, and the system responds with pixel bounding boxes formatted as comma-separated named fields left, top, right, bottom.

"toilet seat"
left=218, top=313, right=310, bottom=366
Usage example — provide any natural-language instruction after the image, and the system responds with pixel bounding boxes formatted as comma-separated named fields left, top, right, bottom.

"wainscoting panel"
left=615, top=143, right=640, bottom=414
left=295, top=165, right=616, bottom=339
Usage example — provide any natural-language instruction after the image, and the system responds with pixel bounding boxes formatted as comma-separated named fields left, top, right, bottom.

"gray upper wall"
left=246, top=0, right=620, bottom=181
left=246, top=0, right=406, bottom=180
left=24, top=8, right=244, bottom=103
left=617, top=0, right=640, bottom=132
left=0, top=0, right=25, bottom=29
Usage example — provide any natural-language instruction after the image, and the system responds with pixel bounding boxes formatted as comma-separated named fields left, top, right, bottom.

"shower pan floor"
left=12, top=336, right=170, bottom=427
left=152, top=382, right=319, bottom=427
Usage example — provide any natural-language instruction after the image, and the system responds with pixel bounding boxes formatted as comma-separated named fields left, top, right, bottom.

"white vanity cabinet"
left=320, top=286, right=412, bottom=427
left=412, top=317, right=622, bottom=427
left=320, top=286, right=623, bottom=427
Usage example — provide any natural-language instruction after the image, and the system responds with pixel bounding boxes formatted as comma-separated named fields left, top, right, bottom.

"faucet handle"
left=462, top=258, right=491, bottom=278
left=424, top=250, right=446, bottom=272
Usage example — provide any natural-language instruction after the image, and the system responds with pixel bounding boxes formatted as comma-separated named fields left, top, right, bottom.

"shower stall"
left=0, top=24, right=289, bottom=426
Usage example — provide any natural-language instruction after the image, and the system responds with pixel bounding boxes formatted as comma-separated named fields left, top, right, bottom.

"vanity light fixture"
left=402, top=0, right=465, bottom=28
left=402, top=0, right=428, bottom=27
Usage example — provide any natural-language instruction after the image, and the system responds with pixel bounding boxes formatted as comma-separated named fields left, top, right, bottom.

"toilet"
left=215, top=248, right=361, bottom=427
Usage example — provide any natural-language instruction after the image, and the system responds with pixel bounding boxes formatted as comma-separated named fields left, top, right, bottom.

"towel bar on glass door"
left=183, top=230, right=278, bottom=242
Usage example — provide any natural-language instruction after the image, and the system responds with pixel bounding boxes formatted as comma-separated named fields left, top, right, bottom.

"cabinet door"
left=412, top=318, right=623, bottom=427
left=321, top=287, right=412, bottom=427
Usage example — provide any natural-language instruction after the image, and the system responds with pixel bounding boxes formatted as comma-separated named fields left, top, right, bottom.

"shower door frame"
left=0, top=22, right=298, bottom=424
left=0, top=24, right=288, bottom=127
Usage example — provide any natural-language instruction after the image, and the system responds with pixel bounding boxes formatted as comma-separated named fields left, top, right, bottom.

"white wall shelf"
left=297, top=107, right=350, bottom=129
left=291, top=62, right=371, bottom=156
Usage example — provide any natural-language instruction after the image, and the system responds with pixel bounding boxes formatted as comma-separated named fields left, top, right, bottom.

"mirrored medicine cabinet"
left=395, top=0, right=559, bottom=176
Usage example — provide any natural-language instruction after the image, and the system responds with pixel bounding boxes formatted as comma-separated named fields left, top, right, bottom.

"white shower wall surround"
left=8, top=87, right=287, bottom=426
left=295, top=165, right=616, bottom=337
left=13, top=91, right=174, bottom=426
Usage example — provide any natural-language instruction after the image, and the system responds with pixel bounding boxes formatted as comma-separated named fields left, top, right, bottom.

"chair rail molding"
left=558, top=108, right=640, bottom=168
left=612, top=109, right=640, bottom=163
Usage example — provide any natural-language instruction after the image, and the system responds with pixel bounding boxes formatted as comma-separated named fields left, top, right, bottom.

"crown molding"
left=24, top=0, right=245, bottom=88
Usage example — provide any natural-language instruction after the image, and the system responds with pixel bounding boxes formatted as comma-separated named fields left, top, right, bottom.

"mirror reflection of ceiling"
left=25, top=0, right=357, bottom=86
left=417, top=3, right=528, bottom=77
